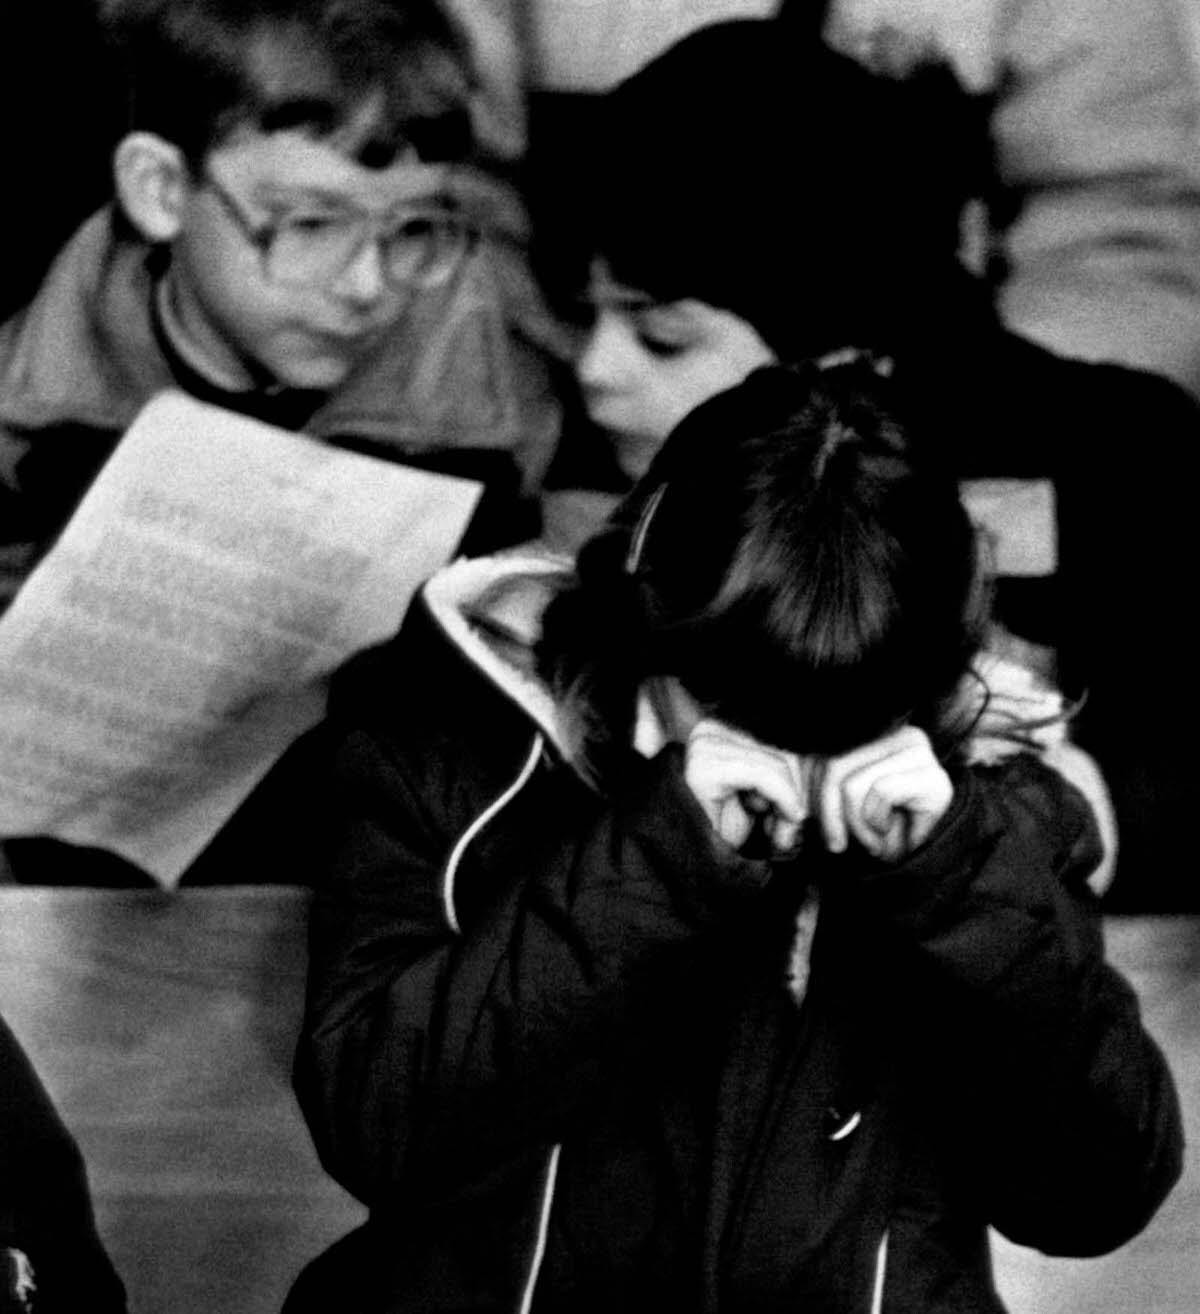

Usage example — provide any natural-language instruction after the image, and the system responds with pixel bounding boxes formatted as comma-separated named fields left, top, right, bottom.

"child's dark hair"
left=104, top=0, right=475, bottom=169
left=531, top=19, right=991, bottom=360
left=536, top=358, right=989, bottom=782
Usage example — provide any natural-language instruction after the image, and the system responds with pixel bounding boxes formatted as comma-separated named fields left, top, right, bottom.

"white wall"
left=1181, top=0, right=1200, bottom=83
left=518, top=0, right=1200, bottom=94
left=524, top=0, right=779, bottom=89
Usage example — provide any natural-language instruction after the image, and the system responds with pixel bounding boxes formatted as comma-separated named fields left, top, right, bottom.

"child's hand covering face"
left=683, top=719, right=953, bottom=863
left=812, top=726, right=953, bottom=862
left=684, top=719, right=807, bottom=853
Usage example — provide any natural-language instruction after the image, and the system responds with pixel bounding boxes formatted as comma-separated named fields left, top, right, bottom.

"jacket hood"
left=417, top=551, right=1072, bottom=762
left=420, top=553, right=1075, bottom=763
left=422, top=550, right=575, bottom=754
left=418, top=551, right=1116, bottom=890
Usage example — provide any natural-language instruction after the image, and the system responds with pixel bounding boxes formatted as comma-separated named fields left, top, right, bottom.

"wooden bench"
left=0, top=888, right=363, bottom=1314
left=0, top=888, right=1195, bottom=1314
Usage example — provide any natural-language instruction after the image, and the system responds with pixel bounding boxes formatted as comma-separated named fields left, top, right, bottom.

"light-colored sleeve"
left=827, top=0, right=1200, bottom=398
left=988, top=0, right=1200, bottom=398
left=440, top=0, right=528, bottom=160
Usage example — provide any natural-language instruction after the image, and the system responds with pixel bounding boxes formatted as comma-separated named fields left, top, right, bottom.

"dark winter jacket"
left=289, top=556, right=1182, bottom=1313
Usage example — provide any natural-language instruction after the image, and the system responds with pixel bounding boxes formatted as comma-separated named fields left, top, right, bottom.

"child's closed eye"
left=634, top=305, right=705, bottom=357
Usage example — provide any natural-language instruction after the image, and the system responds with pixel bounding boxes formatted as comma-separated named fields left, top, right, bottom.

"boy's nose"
left=334, top=236, right=390, bottom=304
left=577, top=311, right=637, bottom=391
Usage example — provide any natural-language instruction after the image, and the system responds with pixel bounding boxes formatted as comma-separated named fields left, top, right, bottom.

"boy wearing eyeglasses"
left=0, top=0, right=568, bottom=887
left=0, top=0, right=564, bottom=615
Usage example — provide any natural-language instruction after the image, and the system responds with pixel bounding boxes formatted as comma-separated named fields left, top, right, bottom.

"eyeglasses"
left=203, top=174, right=476, bottom=292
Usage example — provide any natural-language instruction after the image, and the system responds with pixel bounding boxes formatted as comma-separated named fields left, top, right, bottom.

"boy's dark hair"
left=104, top=0, right=476, bottom=168
left=537, top=358, right=988, bottom=780
left=531, top=18, right=993, bottom=359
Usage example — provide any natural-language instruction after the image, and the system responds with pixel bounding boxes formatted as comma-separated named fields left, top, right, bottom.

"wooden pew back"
left=0, top=889, right=1195, bottom=1314
left=0, top=888, right=362, bottom=1314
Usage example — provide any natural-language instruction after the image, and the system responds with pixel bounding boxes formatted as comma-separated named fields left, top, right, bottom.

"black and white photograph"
left=0, top=2, right=1195, bottom=1311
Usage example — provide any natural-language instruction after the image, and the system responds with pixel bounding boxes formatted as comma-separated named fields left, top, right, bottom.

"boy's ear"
left=113, top=132, right=191, bottom=242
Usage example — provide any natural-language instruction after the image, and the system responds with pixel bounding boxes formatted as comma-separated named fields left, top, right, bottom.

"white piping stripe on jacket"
left=518, top=1143, right=562, bottom=1314
left=441, top=734, right=545, bottom=935
left=870, top=1229, right=889, bottom=1314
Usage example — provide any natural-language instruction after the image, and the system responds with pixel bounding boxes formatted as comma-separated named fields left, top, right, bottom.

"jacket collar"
left=421, top=552, right=575, bottom=755
left=418, top=552, right=1082, bottom=783
left=0, top=208, right=173, bottom=433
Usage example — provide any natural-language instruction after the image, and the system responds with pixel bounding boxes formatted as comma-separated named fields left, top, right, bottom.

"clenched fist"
left=683, top=718, right=952, bottom=863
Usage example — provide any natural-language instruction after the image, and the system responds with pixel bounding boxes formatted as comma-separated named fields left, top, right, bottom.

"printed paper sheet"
left=0, top=391, right=481, bottom=885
